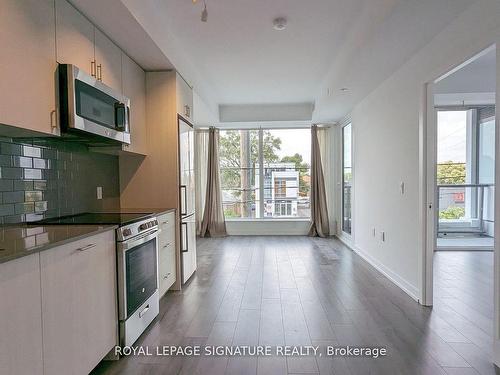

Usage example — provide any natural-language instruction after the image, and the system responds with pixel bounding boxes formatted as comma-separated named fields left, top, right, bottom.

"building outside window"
left=219, top=128, right=311, bottom=220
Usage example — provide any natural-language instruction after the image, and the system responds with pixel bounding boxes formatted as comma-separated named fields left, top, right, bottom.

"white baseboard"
left=337, top=237, right=420, bottom=302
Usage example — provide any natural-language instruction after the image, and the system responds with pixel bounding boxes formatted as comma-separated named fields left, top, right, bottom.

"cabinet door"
left=55, top=0, right=95, bottom=77
left=176, top=73, right=193, bottom=121
left=122, top=53, right=147, bottom=155
left=41, top=230, right=117, bottom=375
left=0, top=0, right=58, bottom=135
left=95, top=28, right=122, bottom=93
left=159, top=223, right=176, bottom=297
left=0, top=254, right=43, bottom=375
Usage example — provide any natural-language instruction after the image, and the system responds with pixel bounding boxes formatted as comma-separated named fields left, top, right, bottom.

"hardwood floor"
left=92, top=237, right=497, bottom=375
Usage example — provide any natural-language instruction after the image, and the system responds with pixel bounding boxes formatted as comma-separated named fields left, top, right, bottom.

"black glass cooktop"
left=36, top=212, right=155, bottom=226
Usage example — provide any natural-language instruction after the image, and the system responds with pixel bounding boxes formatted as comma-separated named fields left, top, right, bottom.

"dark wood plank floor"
left=93, top=237, right=496, bottom=375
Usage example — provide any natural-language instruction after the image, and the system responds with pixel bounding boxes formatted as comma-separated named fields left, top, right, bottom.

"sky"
left=437, top=111, right=467, bottom=163
left=269, top=129, right=311, bottom=164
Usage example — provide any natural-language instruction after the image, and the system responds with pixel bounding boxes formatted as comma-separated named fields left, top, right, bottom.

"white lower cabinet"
left=158, top=212, right=176, bottom=297
left=40, top=230, right=117, bottom=375
left=0, top=254, right=43, bottom=375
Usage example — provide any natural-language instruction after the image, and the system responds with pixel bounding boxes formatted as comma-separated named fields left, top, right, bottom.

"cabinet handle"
left=50, top=109, right=57, bottom=129
left=162, top=221, right=169, bottom=225
left=163, top=273, right=171, bottom=280
left=184, top=105, right=190, bottom=117
left=163, top=243, right=171, bottom=249
left=97, top=64, right=102, bottom=81
left=91, top=60, right=96, bottom=77
left=76, top=243, right=96, bottom=252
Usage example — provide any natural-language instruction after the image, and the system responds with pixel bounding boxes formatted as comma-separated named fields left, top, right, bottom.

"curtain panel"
left=308, top=125, right=330, bottom=237
left=200, top=127, right=227, bottom=237
left=194, top=130, right=209, bottom=235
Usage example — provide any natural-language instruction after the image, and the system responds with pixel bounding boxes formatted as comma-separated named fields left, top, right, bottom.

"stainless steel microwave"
left=58, top=64, right=131, bottom=144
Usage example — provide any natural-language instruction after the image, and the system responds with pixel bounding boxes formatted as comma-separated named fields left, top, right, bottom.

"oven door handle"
left=118, top=230, right=158, bottom=252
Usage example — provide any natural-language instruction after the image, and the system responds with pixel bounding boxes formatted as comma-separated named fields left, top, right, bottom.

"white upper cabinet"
left=176, top=73, right=194, bottom=122
left=56, top=0, right=122, bottom=93
left=122, top=53, right=147, bottom=155
left=0, top=0, right=58, bottom=135
left=94, top=27, right=122, bottom=93
left=55, top=0, right=95, bottom=77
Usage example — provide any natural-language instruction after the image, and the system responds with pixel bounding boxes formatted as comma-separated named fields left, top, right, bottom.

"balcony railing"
left=436, top=183, right=495, bottom=235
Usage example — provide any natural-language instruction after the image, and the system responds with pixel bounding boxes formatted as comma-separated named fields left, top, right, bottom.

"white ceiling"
left=74, top=0, right=477, bottom=122
left=434, top=46, right=496, bottom=94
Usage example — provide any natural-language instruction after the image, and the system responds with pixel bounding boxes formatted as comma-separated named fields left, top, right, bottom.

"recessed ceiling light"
left=273, top=17, right=287, bottom=31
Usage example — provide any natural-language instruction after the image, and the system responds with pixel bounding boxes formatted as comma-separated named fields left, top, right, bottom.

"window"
left=219, top=128, right=311, bottom=220
left=342, top=123, right=352, bottom=234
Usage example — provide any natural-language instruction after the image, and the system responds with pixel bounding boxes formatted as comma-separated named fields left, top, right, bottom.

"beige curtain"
left=317, top=126, right=336, bottom=235
left=200, top=127, right=227, bottom=237
left=194, top=130, right=209, bottom=235
left=308, top=125, right=330, bottom=237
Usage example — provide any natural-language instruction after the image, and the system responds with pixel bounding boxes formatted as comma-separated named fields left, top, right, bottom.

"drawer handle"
left=139, top=304, right=150, bottom=318
left=163, top=243, right=171, bottom=249
left=163, top=273, right=171, bottom=280
left=162, top=221, right=169, bottom=225
left=76, top=244, right=96, bottom=252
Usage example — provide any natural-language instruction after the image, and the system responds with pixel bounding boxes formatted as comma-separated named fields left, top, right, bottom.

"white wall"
left=339, top=0, right=500, bottom=300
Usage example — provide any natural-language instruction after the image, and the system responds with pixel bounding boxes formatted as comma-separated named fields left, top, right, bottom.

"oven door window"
left=125, top=237, right=157, bottom=316
left=75, top=79, right=118, bottom=129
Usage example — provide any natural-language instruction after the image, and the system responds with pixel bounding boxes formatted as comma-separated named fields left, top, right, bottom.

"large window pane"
left=219, top=130, right=259, bottom=219
left=219, top=128, right=311, bottom=220
left=479, top=117, right=495, bottom=184
left=261, top=129, right=311, bottom=219
left=436, top=111, right=468, bottom=222
left=342, top=124, right=352, bottom=234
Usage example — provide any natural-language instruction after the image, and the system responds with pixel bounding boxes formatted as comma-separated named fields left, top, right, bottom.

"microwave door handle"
left=114, top=102, right=129, bottom=131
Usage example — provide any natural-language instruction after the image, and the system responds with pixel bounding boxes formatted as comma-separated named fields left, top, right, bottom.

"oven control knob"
left=122, top=228, right=132, bottom=237
left=139, top=223, right=148, bottom=231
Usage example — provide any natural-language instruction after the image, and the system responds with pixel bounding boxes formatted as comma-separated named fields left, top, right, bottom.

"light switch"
left=96, top=186, right=103, bottom=200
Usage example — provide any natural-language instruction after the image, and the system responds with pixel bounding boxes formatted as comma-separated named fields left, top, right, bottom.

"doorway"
left=422, top=45, right=497, bottom=370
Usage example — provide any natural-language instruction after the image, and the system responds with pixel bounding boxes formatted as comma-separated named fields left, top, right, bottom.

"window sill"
left=225, top=218, right=311, bottom=223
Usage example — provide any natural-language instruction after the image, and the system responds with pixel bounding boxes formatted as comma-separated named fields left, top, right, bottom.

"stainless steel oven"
left=117, top=217, right=159, bottom=347
left=58, top=64, right=131, bottom=144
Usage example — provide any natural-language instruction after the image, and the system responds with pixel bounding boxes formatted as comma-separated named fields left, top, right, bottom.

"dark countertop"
left=0, top=224, right=117, bottom=264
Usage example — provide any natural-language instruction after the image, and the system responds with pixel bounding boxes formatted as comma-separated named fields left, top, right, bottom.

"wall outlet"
left=96, top=186, right=103, bottom=200
left=381, top=231, right=385, bottom=242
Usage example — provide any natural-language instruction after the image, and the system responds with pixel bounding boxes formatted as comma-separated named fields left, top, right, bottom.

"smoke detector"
left=273, top=17, right=287, bottom=31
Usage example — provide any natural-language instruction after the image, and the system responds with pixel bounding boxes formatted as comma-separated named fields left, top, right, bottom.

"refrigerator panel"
left=181, top=214, right=197, bottom=284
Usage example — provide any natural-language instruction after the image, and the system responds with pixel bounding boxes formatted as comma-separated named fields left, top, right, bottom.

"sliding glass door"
left=342, top=123, right=352, bottom=234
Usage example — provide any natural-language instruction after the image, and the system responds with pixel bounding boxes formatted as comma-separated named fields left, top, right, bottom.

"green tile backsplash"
left=0, top=137, right=120, bottom=224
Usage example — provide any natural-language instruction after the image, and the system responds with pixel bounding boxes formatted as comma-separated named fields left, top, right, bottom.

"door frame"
left=419, top=44, right=500, bottom=365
